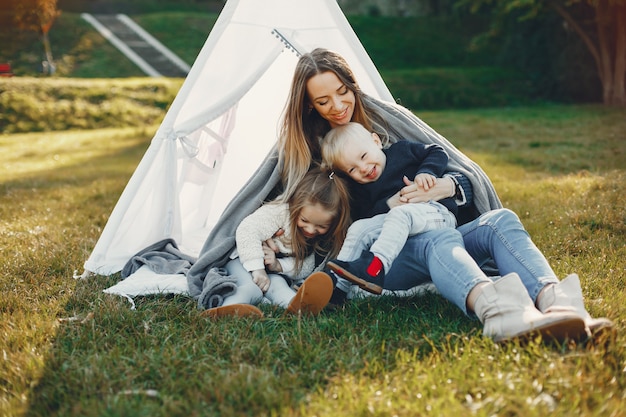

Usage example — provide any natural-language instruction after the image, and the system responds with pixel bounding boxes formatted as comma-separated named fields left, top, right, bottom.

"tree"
left=14, top=0, right=61, bottom=75
left=457, top=0, right=626, bottom=106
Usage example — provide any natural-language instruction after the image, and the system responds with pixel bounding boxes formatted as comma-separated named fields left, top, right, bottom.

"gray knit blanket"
left=121, top=238, right=238, bottom=310
left=125, top=96, right=503, bottom=309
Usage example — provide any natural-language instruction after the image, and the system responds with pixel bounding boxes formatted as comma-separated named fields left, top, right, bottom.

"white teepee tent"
left=84, top=0, right=393, bottom=276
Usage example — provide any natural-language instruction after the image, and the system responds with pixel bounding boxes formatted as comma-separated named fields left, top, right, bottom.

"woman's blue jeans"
left=336, top=208, right=558, bottom=316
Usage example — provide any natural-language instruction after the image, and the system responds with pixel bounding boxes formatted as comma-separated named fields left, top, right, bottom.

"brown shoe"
left=201, top=304, right=264, bottom=319
left=286, top=272, right=334, bottom=316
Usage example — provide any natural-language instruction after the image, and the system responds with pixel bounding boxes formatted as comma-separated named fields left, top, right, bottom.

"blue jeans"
left=370, top=201, right=456, bottom=272
left=457, top=208, right=559, bottom=301
left=223, top=258, right=296, bottom=308
left=337, top=208, right=558, bottom=316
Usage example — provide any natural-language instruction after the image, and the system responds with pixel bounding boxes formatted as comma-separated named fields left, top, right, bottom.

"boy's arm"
left=444, top=172, right=473, bottom=207
left=411, top=143, right=449, bottom=179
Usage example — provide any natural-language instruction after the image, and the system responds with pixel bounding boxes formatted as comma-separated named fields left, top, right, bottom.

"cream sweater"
left=234, top=202, right=315, bottom=283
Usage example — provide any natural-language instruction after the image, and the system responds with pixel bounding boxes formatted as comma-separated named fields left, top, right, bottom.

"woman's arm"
left=396, top=172, right=473, bottom=206
left=396, top=176, right=455, bottom=204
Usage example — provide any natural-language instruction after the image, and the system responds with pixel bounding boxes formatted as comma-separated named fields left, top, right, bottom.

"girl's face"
left=306, top=71, right=355, bottom=128
left=296, top=203, right=335, bottom=239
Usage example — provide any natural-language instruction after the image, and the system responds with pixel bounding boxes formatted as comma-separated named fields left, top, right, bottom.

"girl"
left=203, top=166, right=351, bottom=318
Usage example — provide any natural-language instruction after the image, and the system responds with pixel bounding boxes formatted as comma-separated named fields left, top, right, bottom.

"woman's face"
left=306, top=71, right=356, bottom=128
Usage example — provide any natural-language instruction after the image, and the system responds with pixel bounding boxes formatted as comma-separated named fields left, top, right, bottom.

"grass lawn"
left=1, top=103, right=625, bottom=416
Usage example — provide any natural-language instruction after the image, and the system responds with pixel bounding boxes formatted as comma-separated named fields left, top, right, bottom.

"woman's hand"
left=251, top=269, right=271, bottom=293
left=399, top=176, right=455, bottom=203
left=262, top=242, right=282, bottom=273
left=386, top=190, right=406, bottom=209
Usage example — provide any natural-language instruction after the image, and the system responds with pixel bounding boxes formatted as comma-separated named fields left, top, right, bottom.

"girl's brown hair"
left=286, top=165, right=351, bottom=274
left=278, top=48, right=389, bottom=200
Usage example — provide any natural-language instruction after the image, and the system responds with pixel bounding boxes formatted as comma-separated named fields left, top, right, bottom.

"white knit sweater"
left=234, top=202, right=315, bottom=282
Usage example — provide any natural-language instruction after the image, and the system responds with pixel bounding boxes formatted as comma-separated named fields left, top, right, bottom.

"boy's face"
left=336, top=132, right=386, bottom=184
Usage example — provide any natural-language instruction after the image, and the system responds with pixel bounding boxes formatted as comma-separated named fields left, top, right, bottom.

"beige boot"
left=473, top=273, right=587, bottom=343
left=537, top=274, right=615, bottom=341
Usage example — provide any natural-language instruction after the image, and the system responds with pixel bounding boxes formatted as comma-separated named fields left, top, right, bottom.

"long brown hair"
left=278, top=48, right=389, bottom=200
left=286, top=165, right=351, bottom=274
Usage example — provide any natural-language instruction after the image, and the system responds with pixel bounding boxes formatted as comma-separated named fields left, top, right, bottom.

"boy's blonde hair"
left=321, top=122, right=372, bottom=172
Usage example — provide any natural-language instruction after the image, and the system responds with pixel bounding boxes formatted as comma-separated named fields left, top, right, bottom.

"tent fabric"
left=86, top=0, right=502, bottom=304
left=84, top=0, right=394, bottom=277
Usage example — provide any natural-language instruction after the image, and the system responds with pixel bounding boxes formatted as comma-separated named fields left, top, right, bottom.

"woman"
left=273, top=48, right=613, bottom=343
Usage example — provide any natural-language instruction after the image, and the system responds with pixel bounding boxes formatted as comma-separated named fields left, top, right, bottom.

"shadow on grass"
left=24, top=274, right=475, bottom=416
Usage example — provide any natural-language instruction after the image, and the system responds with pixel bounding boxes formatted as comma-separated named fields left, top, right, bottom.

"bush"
left=0, top=77, right=181, bottom=133
left=383, top=66, right=538, bottom=110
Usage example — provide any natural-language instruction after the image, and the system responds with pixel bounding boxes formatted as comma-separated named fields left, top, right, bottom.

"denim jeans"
left=368, top=201, right=456, bottom=272
left=457, top=208, right=559, bottom=301
left=223, top=258, right=296, bottom=308
left=336, top=208, right=558, bottom=316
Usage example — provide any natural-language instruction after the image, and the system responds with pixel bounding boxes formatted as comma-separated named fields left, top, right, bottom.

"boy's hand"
left=414, top=173, right=436, bottom=191
left=251, top=269, right=271, bottom=293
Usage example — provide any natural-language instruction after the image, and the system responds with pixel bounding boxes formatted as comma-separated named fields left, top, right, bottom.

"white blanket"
left=103, top=265, right=189, bottom=309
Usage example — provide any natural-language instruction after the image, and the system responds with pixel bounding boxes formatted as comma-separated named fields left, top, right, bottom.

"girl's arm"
left=250, top=269, right=271, bottom=293
left=236, top=204, right=289, bottom=273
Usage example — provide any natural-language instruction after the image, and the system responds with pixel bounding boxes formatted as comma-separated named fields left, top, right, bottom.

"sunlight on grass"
left=1, top=77, right=180, bottom=133
left=1, top=104, right=625, bottom=417
left=296, top=339, right=622, bottom=417
left=1, top=126, right=156, bottom=181
left=1, top=126, right=156, bottom=416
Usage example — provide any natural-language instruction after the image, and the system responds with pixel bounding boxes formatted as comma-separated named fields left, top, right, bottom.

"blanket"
left=121, top=238, right=197, bottom=278
left=119, top=238, right=239, bottom=310
left=185, top=97, right=503, bottom=288
left=116, top=96, right=503, bottom=308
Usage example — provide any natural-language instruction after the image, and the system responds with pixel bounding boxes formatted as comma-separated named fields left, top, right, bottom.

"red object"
left=366, top=256, right=384, bottom=277
left=0, top=63, right=13, bottom=77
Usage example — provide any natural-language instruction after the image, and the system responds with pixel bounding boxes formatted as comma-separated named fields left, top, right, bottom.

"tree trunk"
left=549, top=0, right=625, bottom=106
left=596, top=0, right=614, bottom=104
left=611, top=4, right=626, bottom=105
left=41, top=30, right=56, bottom=75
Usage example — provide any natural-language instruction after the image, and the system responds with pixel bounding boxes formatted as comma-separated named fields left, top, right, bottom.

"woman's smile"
left=331, top=107, right=350, bottom=124
left=306, top=71, right=356, bottom=128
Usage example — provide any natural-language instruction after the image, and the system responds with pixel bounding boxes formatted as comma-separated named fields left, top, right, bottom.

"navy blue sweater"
left=349, top=141, right=457, bottom=221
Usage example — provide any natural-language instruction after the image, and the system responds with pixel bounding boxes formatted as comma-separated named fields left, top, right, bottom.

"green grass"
left=1, top=102, right=624, bottom=416
left=132, top=12, right=219, bottom=66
